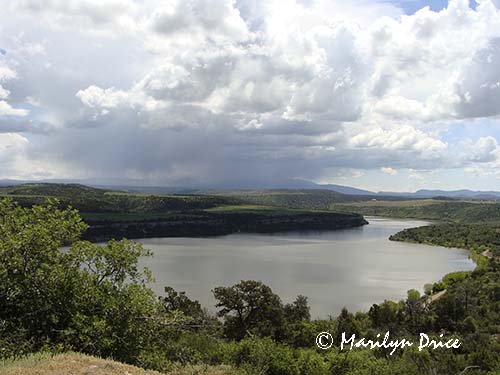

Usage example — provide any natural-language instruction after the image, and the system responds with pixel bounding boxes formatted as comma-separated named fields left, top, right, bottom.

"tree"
left=0, top=198, right=87, bottom=349
left=368, top=300, right=403, bottom=328
left=213, top=280, right=285, bottom=340
left=405, top=289, right=426, bottom=332
left=284, top=295, right=311, bottom=323
left=335, top=308, right=360, bottom=344
left=0, top=199, right=171, bottom=366
left=162, top=286, right=203, bottom=317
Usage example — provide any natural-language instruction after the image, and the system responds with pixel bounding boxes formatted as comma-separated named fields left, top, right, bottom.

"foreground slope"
left=0, top=353, right=240, bottom=375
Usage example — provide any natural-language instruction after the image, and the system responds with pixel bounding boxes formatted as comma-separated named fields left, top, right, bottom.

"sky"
left=1, top=0, right=500, bottom=192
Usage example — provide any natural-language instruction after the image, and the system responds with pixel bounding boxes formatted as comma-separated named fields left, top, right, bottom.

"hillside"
left=0, top=183, right=108, bottom=197
left=207, top=189, right=405, bottom=209
left=0, top=183, right=239, bottom=213
left=0, top=352, right=240, bottom=375
left=0, top=184, right=369, bottom=241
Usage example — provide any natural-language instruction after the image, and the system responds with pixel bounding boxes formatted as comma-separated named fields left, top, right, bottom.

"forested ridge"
left=0, top=184, right=368, bottom=240
left=390, top=224, right=500, bottom=257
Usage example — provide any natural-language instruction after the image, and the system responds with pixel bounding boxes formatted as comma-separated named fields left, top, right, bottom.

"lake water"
left=139, top=217, right=475, bottom=318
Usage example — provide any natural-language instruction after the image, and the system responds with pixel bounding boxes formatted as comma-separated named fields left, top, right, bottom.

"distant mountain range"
left=377, top=189, right=500, bottom=200
left=1, top=178, right=500, bottom=200
left=247, top=179, right=500, bottom=199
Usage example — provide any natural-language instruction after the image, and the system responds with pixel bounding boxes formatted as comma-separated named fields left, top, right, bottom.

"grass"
left=0, top=352, right=242, bottom=375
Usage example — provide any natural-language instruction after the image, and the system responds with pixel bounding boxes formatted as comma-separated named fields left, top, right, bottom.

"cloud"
left=76, top=85, right=137, bottom=109
left=464, top=166, right=494, bottom=177
left=464, top=136, right=500, bottom=163
left=0, top=59, right=29, bottom=117
left=0, top=133, right=31, bottom=179
left=350, top=170, right=365, bottom=178
left=148, top=0, right=249, bottom=42
left=348, top=125, right=447, bottom=160
left=0, top=101, right=29, bottom=117
left=0, top=64, right=16, bottom=81
left=8, top=0, right=138, bottom=35
left=381, top=166, right=398, bottom=175
left=1, top=0, right=500, bottom=187
left=454, top=38, right=500, bottom=118
left=283, top=23, right=370, bottom=122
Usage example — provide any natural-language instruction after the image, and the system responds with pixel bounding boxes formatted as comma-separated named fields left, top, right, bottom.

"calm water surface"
left=139, top=217, right=475, bottom=318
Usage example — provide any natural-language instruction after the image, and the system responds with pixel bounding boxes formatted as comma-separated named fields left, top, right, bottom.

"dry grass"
left=0, top=352, right=241, bottom=375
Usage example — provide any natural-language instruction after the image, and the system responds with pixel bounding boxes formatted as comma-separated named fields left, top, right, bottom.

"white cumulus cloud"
left=381, top=166, right=398, bottom=176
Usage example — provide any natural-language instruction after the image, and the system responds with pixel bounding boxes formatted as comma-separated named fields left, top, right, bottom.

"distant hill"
left=208, top=189, right=405, bottom=210
left=414, top=189, right=500, bottom=199
left=379, top=189, right=500, bottom=200
left=116, top=181, right=377, bottom=196
left=0, top=183, right=238, bottom=213
left=0, top=183, right=108, bottom=197
left=0, top=179, right=28, bottom=186
left=2, top=179, right=500, bottom=200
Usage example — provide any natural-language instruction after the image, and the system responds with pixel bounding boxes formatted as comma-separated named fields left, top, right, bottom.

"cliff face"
left=83, top=212, right=368, bottom=242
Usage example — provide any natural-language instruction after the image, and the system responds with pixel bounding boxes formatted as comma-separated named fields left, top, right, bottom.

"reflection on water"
left=138, top=217, right=475, bottom=318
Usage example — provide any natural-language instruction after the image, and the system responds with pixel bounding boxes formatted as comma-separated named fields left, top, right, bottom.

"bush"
left=229, top=337, right=300, bottom=375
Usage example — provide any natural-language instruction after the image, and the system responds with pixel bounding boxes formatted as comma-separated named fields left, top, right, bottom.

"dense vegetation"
left=331, top=201, right=500, bottom=224
left=0, top=183, right=238, bottom=213
left=1, top=199, right=499, bottom=374
left=390, top=224, right=500, bottom=257
left=209, top=189, right=402, bottom=210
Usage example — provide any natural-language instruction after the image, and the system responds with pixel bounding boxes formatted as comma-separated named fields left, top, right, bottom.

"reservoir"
left=139, top=217, right=475, bottom=318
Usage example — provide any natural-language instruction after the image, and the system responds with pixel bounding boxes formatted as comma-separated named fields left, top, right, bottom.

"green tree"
left=405, top=289, right=426, bottom=332
left=368, top=300, right=403, bottom=329
left=284, top=295, right=311, bottom=323
left=334, top=308, right=360, bottom=344
left=213, top=280, right=285, bottom=340
left=162, top=286, right=203, bottom=317
left=0, top=198, right=87, bottom=352
left=0, top=199, right=177, bottom=369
